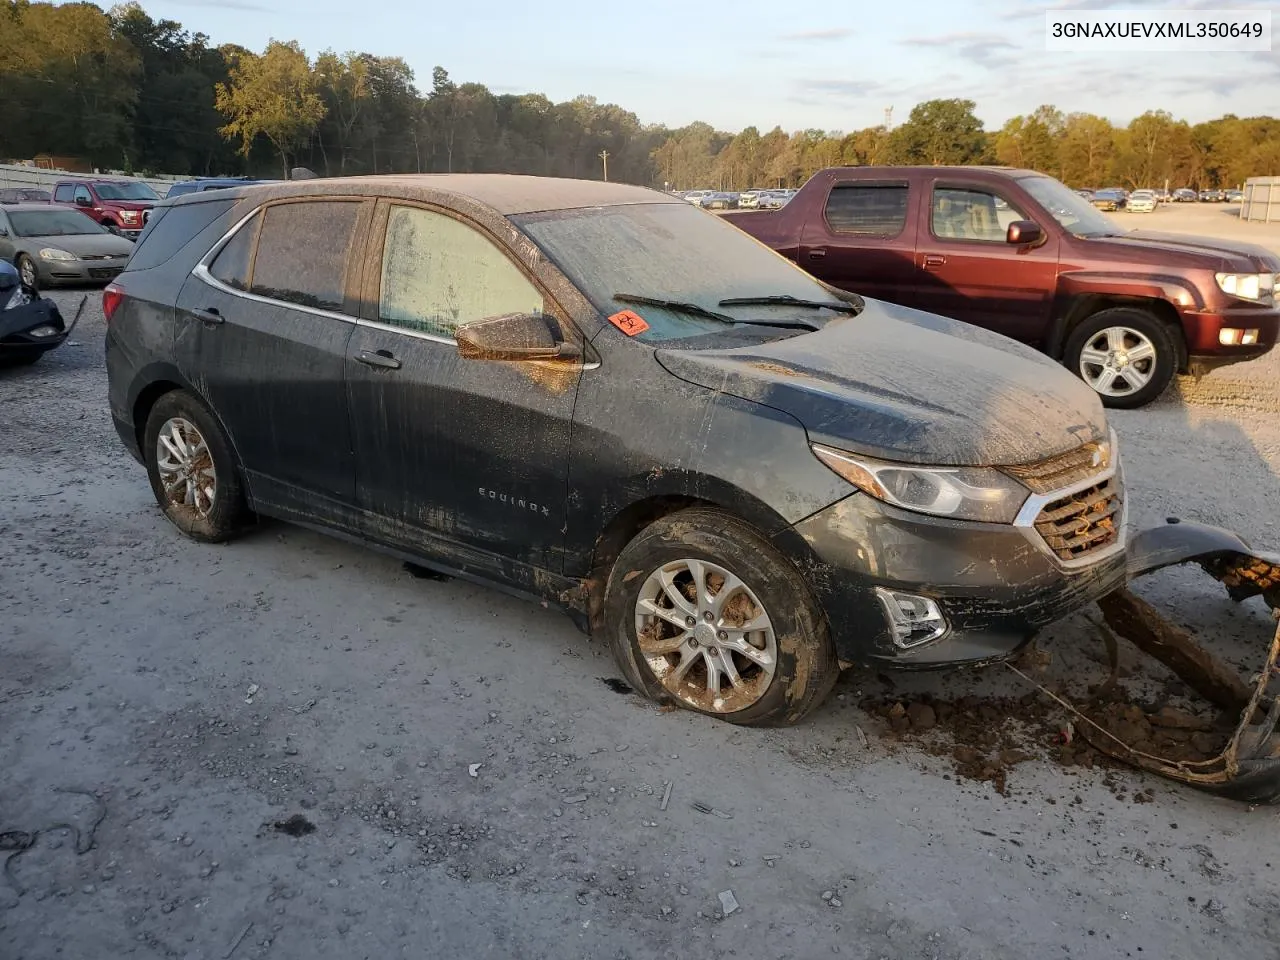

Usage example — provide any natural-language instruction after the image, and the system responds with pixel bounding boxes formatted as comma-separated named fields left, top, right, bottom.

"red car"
left=724, top=166, right=1279, bottom=408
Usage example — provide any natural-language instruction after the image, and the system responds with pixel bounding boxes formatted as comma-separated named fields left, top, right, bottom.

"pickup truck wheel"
left=604, top=507, right=838, bottom=727
left=143, top=390, right=249, bottom=543
left=1065, top=307, right=1177, bottom=409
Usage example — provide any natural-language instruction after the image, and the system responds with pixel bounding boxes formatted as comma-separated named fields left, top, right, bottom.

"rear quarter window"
left=127, top=199, right=237, bottom=272
left=824, top=183, right=909, bottom=236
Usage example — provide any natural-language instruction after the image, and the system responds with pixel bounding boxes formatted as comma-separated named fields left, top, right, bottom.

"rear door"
left=911, top=179, right=1060, bottom=345
left=345, top=200, right=582, bottom=575
left=0, top=210, right=14, bottom=263
left=798, top=176, right=918, bottom=306
left=174, top=197, right=374, bottom=514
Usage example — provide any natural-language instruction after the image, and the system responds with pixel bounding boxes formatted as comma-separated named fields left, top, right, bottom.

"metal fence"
left=0, top=163, right=178, bottom=197
left=1241, top=177, right=1280, bottom=223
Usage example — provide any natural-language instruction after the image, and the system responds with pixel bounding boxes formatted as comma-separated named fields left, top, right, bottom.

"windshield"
left=1018, top=175, right=1121, bottom=238
left=10, top=209, right=106, bottom=237
left=513, top=202, right=844, bottom=343
left=94, top=181, right=159, bottom=201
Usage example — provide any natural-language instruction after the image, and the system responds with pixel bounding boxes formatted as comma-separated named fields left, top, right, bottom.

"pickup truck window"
left=53, top=184, right=74, bottom=203
left=823, top=184, right=908, bottom=236
left=1017, top=174, right=1118, bottom=237
left=74, top=185, right=93, bottom=205
left=930, top=187, right=1026, bottom=242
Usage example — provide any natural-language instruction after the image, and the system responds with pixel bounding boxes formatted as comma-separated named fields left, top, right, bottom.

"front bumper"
left=789, top=492, right=1129, bottom=668
left=1180, top=302, right=1279, bottom=372
left=37, top=256, right=129, bottom=285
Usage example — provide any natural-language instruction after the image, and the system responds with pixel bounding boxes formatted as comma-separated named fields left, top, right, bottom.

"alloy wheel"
left=155, top=416, right=217, bottom=517
left=1078, top=326, right=1158, bottom=399
left=634, top=558, right=777, bottom=713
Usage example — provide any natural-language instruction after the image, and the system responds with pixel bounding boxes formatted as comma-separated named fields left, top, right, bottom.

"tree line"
left=2, top=0, right=1277, bottom=190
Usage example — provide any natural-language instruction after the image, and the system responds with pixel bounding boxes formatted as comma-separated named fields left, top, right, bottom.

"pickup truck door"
left=912, top=178, right=1060, bottom=346
left=798, top=176, right=918, bottom=307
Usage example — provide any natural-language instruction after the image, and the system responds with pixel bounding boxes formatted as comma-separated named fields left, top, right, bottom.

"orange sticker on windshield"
left=608, top=310, right=649, bottom=336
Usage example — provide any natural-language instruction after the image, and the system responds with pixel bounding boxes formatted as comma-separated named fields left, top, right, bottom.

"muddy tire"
left=1065, top=307, right=1178, bottom=409
left=143, top=390, right=248, bottom=543
left=604, top=506, right=838, bottom=726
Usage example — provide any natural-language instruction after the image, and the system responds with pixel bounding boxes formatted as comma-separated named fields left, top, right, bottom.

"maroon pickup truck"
left=51, top=179, right=161, bottom=241
left=723, top=166, right=1279, bottom=408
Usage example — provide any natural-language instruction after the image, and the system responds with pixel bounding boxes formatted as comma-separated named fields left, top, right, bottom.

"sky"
left=136, top=0, right=1278, bottom=133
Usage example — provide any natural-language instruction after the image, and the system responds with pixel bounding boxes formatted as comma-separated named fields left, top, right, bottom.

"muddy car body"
left=107, top=175, right=1139, bottom=725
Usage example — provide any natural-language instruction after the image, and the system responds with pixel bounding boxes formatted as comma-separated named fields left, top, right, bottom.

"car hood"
left=1083, top=230, right=1280, bottom=271
left=106, top=200, right=155, bottom=211
left=23, top=233, right=135, bottom=257
left=655, top=299, right=1108, bottom=467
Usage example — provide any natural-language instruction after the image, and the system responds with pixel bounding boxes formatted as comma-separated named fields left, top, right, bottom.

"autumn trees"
left=1, top=1, right=1276, bottom=189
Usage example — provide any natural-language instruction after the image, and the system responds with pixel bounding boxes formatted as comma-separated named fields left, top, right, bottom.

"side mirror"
left=455, top=312, right=581, bottom=361
left=1006, top=220, right=1042, bottom=245
left=0, top=226, right=8, bottom=237
left=75, top=195, right=92, bottom=207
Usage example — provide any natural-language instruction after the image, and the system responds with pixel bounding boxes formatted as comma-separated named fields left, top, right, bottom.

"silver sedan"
left=0, top=204, right=135, bottom=287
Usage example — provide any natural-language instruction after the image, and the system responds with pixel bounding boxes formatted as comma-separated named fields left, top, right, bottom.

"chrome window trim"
left=192, top=205, right=600, bottom=370
left=1012, top=432, right=1127, bottom=571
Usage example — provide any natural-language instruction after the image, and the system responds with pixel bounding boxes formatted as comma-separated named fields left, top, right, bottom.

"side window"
left=54, top=184, right=74, bottom=203
left=824, top=184, right=909, bottom=236
left=378, top=205, right=543, bottom=340
left=249, top=201, right=362, bottom=311
left=74, top=185, right=93, bottom=205
left=931, top=187, right=1027, bottom=242
left=208, top=212, right=260, bottom=291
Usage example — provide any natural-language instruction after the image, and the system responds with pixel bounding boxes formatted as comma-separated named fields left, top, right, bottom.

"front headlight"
left=39, top=247, right=76, bottom=261
left=1216, top=272, right=1276, bottom=303
left=811, top=445, right=1029, bottom=524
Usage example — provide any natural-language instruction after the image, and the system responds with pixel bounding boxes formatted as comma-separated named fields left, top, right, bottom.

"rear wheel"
left=1065, top=307, right=1178, bottom=409
left=143, top=390, right=249, bottom=542
left=604, top=507, right=838, bottom=726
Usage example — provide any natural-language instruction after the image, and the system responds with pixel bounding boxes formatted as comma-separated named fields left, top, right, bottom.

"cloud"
left=780, top=28, right=853, bottom=42
left=791, top=78, right=884, bottom=99
left=901, top=32, right=1019, bottom=66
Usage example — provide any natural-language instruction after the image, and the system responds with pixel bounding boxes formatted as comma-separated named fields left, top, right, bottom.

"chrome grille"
left=1003, top=441, right=1108, bottom=495
left=1034, top=476, right=1122, bottom=562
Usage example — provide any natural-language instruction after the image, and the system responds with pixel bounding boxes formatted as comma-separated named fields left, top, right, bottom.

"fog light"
left=1219, top=328, right=1260, bottom=346
left=28, top=325, right=58, bottom=337
left=875, top=588, right=949, bottom=649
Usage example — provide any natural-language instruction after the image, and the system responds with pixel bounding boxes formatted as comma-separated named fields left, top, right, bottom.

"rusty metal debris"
left=1007, top=524, right=1280, bottom=804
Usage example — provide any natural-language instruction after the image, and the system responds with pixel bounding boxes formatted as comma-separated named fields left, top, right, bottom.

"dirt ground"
left=3, top=202, right=1280, bottom=960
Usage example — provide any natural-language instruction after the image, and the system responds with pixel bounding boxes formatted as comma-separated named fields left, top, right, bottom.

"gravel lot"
left=3, top=202, right=1280, bottom=960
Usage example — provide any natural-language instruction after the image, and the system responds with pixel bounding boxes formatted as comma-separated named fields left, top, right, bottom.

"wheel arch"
left=1047, top=292, right=1189, bottom=372
left=130, top=371, right=252, bottom=505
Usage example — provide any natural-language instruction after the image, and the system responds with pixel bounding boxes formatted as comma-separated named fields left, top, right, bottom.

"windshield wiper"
left=717, top=294, right=864, bottom=315
left=612, top=294, right=820, bottom=331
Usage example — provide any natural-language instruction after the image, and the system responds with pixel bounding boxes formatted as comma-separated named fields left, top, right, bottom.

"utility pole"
left=599, top=150, right=609, bottom=182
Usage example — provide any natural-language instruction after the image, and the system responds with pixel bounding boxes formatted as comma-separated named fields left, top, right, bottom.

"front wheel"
left=15, top=254, right=37, bottom=289
left=1064, top=307, right=1178, bottom=409
left=143, top=390, right=249, bottom=542
left=604, top=507, right=838, bottom=726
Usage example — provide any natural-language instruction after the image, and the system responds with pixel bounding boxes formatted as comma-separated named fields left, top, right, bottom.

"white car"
left=682, top=190, right=713, bottom=206
left=1128, top=190, right=1157, bottom=213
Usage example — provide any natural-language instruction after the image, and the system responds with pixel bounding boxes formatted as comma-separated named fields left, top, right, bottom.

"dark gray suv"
left=105, top=175, right=1138, bottom=726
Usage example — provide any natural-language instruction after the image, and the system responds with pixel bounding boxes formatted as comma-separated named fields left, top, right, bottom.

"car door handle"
left=357, top=349, right=401, bottom=370
left=808, top=247, right=827, bottom=260
left=193, top=307, right=223, bottom=326
left=923, top=255, right=947, bottom=267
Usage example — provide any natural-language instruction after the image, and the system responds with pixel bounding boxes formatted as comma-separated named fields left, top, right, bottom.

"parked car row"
left=674, top=188, right=797, bottom=211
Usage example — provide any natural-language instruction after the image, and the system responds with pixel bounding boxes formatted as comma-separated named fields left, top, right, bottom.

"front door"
left=912, top=181, right=1060, bottom=345
left=345, top=201, right=583, bottom=576
left=174, top=197, right=373, bottom=512
left=798, top=178, right=919, bottom=307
